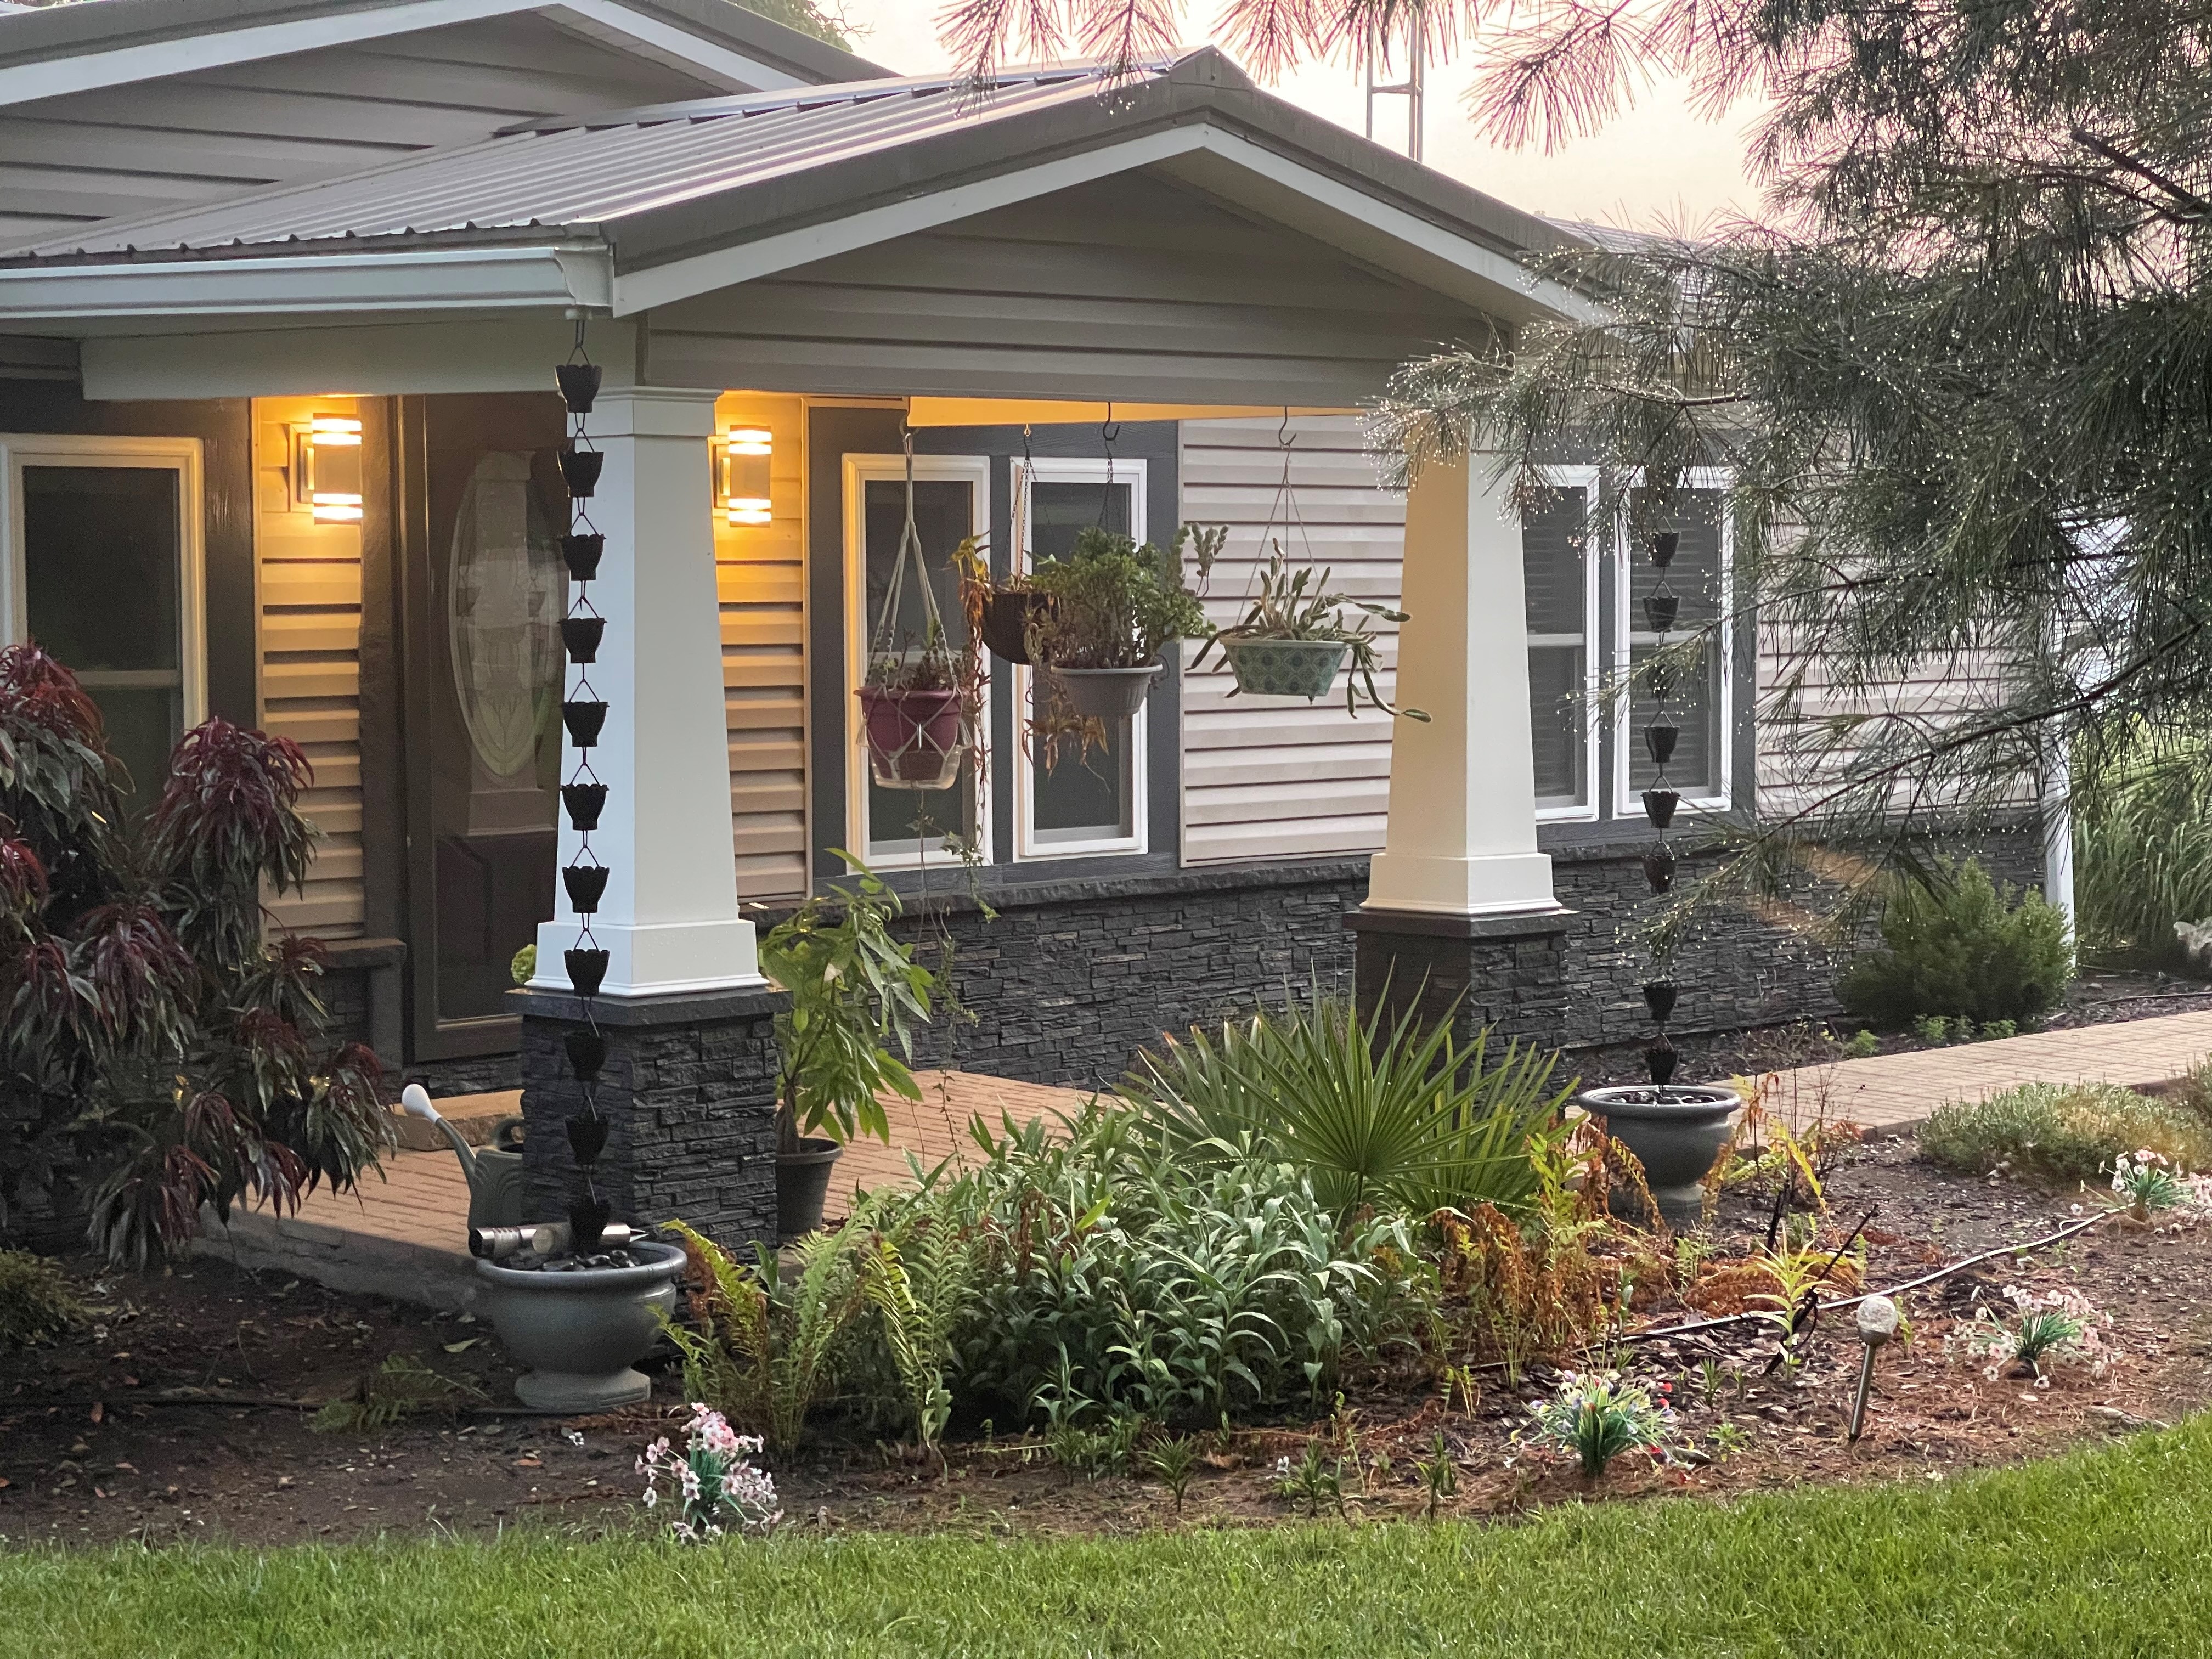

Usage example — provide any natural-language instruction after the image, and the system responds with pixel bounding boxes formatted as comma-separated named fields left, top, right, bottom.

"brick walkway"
left=191, top=1070, right=1091, bottom=1309
left=1754, top=1008, right=2212, bottom=1132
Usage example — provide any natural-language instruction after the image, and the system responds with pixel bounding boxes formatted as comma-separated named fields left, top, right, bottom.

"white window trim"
left=840, top=452, right=993, bottom=872
left=1011, top=455, right=1150, bottom=860
left=1530, top=462, right=1602, bottom=824
left=0, top=432, right=207, bottom=732
left=1611, top=465, right=1735, bottom=816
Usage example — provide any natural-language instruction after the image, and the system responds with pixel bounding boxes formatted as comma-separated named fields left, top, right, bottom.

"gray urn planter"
left=1047, top=664, right=1161, bottom=720
left=475, top=1238, right=685, bottom=1411
left=1576, top=1085, right=1740, bottom=1227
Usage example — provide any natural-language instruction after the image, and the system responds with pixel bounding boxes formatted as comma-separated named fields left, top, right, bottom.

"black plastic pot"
left=562, top=534, right=605, bottom=582
left=563, top=862, right=610, bottom=914
left=777, top=1138, right=844, bottom=1240
left=561, top=616, right=605, bottom=663
left=558, top=448, right=604, bottom=498
left=563, top=946, right=609, bottom=998
left=556, top=363, right=602, bottom=415
left=562, top=782, right=607, bottom=831
left=979, top=589, right=1052, bottom=665
left=1643, top=788, right=1680, bottom=829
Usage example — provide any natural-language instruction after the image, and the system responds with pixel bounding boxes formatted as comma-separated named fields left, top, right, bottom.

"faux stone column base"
left=511, top=982, right=789, bottom=1254
left=1346, top=905, right=1573, bottom=1049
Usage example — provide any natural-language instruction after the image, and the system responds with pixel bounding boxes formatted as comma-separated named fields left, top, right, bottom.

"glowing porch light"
left=722, top=425, right=772, bottom=527
left=304, top=413, right=364, bottom=523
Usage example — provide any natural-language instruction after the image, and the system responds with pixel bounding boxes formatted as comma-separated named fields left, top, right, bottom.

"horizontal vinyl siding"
left=646, top=172, right=1496, bottom=407
left=253, top=393, right=364, bottom=937
left=715, top=391, right=809, bottom=901
left=0, top=14, right=721, bottom=247
left=1180, top=416, right=1403, bottom=865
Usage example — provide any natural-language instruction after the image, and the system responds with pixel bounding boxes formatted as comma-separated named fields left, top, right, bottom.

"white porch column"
left=1365, top=448, right=1561, bottom=917
left=529, top=386, right=763, bottom=996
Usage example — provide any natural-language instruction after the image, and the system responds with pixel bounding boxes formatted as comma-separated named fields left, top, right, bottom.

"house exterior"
left=0, top=0, right=2050, bottom=1137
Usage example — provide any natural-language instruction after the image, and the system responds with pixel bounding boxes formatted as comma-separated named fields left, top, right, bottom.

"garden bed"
left=5, top=1130, right=2208, bottom=1547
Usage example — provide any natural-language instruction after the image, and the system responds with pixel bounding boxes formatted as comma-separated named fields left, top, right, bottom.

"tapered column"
left=1366, top=448, right=1560, bottom=916
left=527, top=386, right=762, bottom=997
left=1350, top=448, right=1567, bottom=1045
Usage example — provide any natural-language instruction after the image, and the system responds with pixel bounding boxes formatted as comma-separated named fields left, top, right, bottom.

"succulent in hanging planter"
left=1025, top=522, right=1215, bottom=743
left=955, top=535, right=1055, bottom=667
left=858, top=624, right=971, bottom=791
left=1193, top=541, right=1425, bottom=719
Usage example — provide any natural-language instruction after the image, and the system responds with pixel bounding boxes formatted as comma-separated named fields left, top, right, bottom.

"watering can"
left=400, top=1084, right=528, bottom=1230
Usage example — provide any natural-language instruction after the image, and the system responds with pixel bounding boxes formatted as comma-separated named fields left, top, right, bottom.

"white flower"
left=642, top=1487, right=658, bottom=1509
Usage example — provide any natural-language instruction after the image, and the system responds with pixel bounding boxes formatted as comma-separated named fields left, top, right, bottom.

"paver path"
left=1753, top=1008, right=2212, bottom=1132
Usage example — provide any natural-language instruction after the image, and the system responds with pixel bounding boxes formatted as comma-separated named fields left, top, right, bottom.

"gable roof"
left=0, top=0, right=882, bottom=105
left=0, top=49, right=1592, bottom=327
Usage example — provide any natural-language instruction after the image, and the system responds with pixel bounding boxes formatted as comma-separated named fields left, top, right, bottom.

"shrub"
left=1918, top=1082, right=2212, bottom=1183
left=0, top=1248, right=80, bottom=1348
left=0, top=647, right=387, bottom=1265
left=1118, top=989, right=1572, bottom=1218
left=1839, top=857, right=2074, bottom=1029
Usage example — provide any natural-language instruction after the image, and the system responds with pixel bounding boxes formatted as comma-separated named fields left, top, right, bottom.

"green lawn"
left=5, top=1420, right=2211, bottom=1657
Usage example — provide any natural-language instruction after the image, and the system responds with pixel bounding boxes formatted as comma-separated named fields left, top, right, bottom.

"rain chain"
left=1639, top=529, right=1681, bottom=1087
left=554, top=325, right=614, bottom=1254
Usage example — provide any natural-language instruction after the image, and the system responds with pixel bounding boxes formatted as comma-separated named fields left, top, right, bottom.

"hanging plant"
left=859, top=441, right=982, bottom=793
left=1024, top=522, right=1215, bottom=730
left=1194, top=543, right=1424, bottom=718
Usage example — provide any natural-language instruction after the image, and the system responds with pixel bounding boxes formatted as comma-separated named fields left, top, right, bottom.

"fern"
left=313, top=1353, right=481, bottom=1434
left=861, top=1237, right=953, bottom=1459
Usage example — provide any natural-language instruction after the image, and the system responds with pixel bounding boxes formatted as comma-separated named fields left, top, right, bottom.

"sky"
left=831, top=4, right=1766, bottom=232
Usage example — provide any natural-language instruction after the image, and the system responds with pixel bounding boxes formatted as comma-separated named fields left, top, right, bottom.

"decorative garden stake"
left=1848, top=1294, right=1900, bottom=1443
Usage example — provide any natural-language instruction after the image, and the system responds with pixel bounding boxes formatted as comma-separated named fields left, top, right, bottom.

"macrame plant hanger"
left=860, top=429, right=966, bottom=791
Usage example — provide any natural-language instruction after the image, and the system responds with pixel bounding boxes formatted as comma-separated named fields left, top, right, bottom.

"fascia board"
left=0, top=244, right=612, bottom=321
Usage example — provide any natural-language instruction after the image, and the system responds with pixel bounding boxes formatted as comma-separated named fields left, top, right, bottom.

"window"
left=1013, top=456, right=1148, bottom=857
left=843, top=454, right=990, bottom=869
left=1616, top=476, right=1732, bottom=810
left=0, top=436, right=205, bottom=804
left=1522, top=469, right=1600, bottom=819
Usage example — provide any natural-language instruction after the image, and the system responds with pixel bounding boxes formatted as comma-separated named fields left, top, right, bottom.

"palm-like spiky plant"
left=0, top=645, right=388, bottom=1265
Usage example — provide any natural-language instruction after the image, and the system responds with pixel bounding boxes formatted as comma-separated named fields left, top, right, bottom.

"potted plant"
left=759, top=860, right=938, bottom=1238
left=956, top=537, right=1054, bottom=667
left=1193, top=543, right=1424, bottom=716
left=1025, top=522, right=1220, bottom=721
left=857, top=626, right=968, bottom=789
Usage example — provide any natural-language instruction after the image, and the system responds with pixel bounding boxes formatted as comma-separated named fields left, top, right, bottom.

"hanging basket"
left=1047, top=664, right=1161, bottom=721
left=1221, top=636, right=1348, bottom=701
left=857, top=686, right=964, bottom=789
left=979, top=589, right=1053, bottom=666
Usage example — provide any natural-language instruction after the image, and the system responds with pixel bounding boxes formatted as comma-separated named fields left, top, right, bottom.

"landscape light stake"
left=556, top=319, right=614, bottom=1256
left=1848, top=1295, right=1900, bottom=1443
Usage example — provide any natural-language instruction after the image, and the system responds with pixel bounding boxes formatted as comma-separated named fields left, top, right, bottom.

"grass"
left=1919, top=1081, right=2212, bottom=1182
left=10, top=1418, right=2212, bottom=1656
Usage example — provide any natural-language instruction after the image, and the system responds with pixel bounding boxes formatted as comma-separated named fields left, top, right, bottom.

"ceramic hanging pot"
left=1221, top=637, right=1348, bottom=701
left=857, top=686, right=963, bottom=787
left=1048, top=664, right=1161, bottom=721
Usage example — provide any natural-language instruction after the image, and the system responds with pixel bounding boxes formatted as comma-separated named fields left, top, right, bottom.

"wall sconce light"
left=720, top=425, right=772, bottom=527
left=296, top=413, right=364, bottom=523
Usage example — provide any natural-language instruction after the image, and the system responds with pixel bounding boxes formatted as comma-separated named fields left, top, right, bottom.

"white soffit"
left=0, top=0, right=806, bottom=107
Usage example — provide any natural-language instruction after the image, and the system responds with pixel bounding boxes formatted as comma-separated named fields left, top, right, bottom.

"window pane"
left=1523, top=484, right=1588, bottom=808
left=1628, top=640, right=1723, bottom=793
left=21, top=464, right=184, bottom=802
left=1029, top=478, right=1131, bottom=564
left=862, top=477, right=977, bottom=857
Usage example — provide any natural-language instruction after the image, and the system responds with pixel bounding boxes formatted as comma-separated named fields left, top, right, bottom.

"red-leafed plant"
left=0, top=644, right=390, bottom=1265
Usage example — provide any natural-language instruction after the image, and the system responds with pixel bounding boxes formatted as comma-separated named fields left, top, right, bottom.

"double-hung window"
left=0, top=435, right=206, bottom=805
left=1012, top=455, right=1148, bottom=858
left=1522, top=466, right=1601, bottom=820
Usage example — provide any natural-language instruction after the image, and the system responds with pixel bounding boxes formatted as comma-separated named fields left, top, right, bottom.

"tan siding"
left=714, top=392, right=810, bottom=901
left=0, top=14, right=723, bottom=246
left=252, top=394, right=365, bottom=938
left=1180, top=416, right=1405, bottom=865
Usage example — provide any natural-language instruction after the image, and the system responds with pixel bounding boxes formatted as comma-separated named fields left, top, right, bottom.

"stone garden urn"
left=1575, top=1084, right=1741, bottom=1227
left=473, top=1239, right=686, bottom=1410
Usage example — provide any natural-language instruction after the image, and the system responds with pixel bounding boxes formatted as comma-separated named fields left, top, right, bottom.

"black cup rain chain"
left=551, top=324, right=621, bottom=1262
left=1640, top=529, right=1682, bottom=1087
